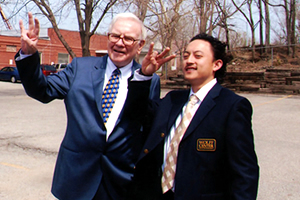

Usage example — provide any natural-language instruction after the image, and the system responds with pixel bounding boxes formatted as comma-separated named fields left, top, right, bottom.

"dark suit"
left=132, top=83, right=259, bottom=200
left=15, top=52, right=160, bottom=200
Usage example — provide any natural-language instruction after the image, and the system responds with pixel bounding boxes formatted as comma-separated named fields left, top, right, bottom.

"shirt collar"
left=107, top=57, right=133, bottom=79
left=189, top=78, right=217, bottom=102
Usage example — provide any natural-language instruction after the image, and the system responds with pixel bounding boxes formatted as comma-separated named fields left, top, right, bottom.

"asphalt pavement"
left=1, top=81, right=300, bottom=200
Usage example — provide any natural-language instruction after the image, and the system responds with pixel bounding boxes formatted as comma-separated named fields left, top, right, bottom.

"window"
left=6, top=45, right=17, bottom=52
left=58, top=53, right=69, bottom=64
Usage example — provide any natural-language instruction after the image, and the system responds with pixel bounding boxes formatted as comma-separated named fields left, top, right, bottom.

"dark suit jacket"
left=132, top=83, right=259, bottom=200
left=15, top=52, right=160, bottom=200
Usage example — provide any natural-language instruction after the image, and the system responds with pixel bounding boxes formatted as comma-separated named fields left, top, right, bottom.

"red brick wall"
left=0, top=28, right=108, bottom=69
left=0, top=35, right=21, bottom=68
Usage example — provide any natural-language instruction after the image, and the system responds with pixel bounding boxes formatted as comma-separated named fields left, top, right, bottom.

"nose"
left=115, top=35, right=125, bottom=46
left=185, top=55, right=194, bottom=64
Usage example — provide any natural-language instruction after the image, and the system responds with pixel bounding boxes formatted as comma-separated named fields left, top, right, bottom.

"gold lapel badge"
left=197, top=139, right=216, bottom=151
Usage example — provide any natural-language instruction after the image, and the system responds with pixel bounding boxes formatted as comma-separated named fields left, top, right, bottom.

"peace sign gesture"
left=141, top=42, right=176, bottom=76
left=19, top=12, right=40, bottom=54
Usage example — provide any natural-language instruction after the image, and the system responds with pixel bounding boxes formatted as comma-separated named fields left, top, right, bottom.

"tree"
left=264, top=0, right=297, bottom=57
left=141, top=0, right=193, bottom=77
left=194, top=0, right=216, bottom=34
left=17, top=0, right=117, bottom=58
left=256, top=0, right=264, bottom=55
left=127, top=0, right=149, bottom=63
left=215, top=0, right=238, bottom=51
left=232, top=0, right=257, bottom=62
left=264, top=0, right=270, bottom=52
left=291, top=0, right=296, bottom=58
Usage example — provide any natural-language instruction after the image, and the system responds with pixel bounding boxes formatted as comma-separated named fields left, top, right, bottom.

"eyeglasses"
left=108, top=33, right=141, bottom=46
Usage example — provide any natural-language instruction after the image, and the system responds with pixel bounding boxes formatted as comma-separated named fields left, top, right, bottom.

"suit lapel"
left=131, top=60, right=141, bottom=76
left=167, top=91, right=190, bottom=131
left=92, top=55, right=108, bottom=119
left=182, top=83, right=222, bottom=141
left=138, top=90, right=189, bottom=160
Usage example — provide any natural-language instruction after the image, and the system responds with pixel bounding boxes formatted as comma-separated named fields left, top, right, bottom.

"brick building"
left=0, top=28, right=108, bottom=69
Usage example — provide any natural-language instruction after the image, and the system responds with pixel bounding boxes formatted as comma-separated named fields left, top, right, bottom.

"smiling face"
left=183, top=39, right=223, bottom=92
left=107, top=18, right=145, bottom=68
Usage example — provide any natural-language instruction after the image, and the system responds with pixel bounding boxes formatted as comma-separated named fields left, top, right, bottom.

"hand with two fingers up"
left=19, top=12, right=40, bottom=55
left=141, top=42, right=177, bottom=76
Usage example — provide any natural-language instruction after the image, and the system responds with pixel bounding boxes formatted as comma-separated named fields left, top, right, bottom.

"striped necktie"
left=102, top=68, right=121, bottom=124
left=161, top=94, right=199, bottom=193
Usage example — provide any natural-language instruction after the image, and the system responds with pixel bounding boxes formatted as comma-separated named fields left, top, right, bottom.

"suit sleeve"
left=149, top=73, right=161, bottom=101
left=226, top=97, right=259, bottom=199
left=15, top=51, right=75, bottom=103
left=123, top=80, right=151, bottom=121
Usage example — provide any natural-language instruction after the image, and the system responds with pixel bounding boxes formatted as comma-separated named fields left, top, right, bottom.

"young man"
left=133, top=33, right=259, bottom=200
left=15, top=12, right=174, bottom=200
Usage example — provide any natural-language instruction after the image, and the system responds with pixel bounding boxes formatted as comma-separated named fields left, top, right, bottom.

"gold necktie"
left=161, top=94, right=199, bottom=193
left=102, top=69, right=121, bottom=124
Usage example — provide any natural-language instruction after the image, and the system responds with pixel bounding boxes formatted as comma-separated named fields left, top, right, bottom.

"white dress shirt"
left=104, top=57, right=152, bottom=139
left=104, top=58, right=133, bottom=139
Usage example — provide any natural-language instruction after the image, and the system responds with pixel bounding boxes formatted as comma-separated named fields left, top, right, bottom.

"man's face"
left=107, top=18, right=145, bottom=68
left=183, top=39, right=222, bottom=91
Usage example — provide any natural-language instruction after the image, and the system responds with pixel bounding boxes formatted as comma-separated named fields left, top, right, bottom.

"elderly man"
left=15, top=12, right=174, bottom=200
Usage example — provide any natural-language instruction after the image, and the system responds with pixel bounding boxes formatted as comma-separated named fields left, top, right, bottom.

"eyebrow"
left=111, top=32, right=134, bottom=37
left=184, top=50, right=204, bottom=54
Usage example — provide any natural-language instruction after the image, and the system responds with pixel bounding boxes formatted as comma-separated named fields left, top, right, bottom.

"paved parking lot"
left=1, top=81, right=300, bottom=199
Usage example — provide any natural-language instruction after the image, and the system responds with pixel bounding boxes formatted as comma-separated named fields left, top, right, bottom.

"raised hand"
left=141, top=42, right=176, bottom=76
left=19, top=12, right=40, bottom=54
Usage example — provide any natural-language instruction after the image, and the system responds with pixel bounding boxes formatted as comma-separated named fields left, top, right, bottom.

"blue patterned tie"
left=102, top=68, right=121, bottom=124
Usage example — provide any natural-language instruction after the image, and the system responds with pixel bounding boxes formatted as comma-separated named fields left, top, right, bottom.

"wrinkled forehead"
left=110, top=18, right=142, bottom=37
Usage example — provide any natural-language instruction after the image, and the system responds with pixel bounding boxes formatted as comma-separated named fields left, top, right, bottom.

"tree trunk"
left=251, top=27, right=255, bottom=62
left=80, top=31, right=91, bottom=57
left=259, top=0, right=264, bottom=54
left=225, top=21, right=230, bottom=51
left=199, top=0, right=207, bottom=33
left=134, top=0, right=148, bottom=64
left=264, top=0, right=270, bottom=53
left=208, top=0, right=214, bottom=35
left=32, top=0, right=77, bottom=58
left=284, top=0, right=291, bottom=55
left=291, top=0, right=296, bottom=58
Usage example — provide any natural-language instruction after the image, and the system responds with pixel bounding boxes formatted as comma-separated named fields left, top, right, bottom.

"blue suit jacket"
left=132, top=83, right=259, bottom=200
left=16, top=52, right=160, bottom=200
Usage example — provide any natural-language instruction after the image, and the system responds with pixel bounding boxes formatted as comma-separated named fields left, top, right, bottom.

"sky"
left=0, top=1, right=113, bottom=34
left=0, top=1, right=284, bottom=43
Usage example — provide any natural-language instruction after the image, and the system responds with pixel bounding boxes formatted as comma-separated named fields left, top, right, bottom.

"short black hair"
left=190, top=33, right=232, bottom=83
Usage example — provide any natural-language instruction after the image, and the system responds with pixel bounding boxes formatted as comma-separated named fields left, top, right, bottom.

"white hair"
left=108, top=13, right=147, bottom=40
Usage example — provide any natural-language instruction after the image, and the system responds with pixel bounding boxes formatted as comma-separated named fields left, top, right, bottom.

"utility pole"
left=0, top=5, right=12, bottom=30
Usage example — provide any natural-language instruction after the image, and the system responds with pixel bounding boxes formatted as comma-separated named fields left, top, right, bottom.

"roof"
left=0, top=28, right=49, bottom=39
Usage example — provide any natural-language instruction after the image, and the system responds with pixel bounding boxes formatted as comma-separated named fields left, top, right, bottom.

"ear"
left=213, top=59, right=223, bottom=72
left=136, top=40, right=146, bottom=54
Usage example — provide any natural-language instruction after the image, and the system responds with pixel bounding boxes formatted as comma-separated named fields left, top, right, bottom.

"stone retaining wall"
left=162, top=69, right=300, bottom=94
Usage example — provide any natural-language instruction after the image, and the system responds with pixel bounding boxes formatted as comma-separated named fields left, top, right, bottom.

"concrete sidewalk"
left=1, top=81, right=300, bottom=199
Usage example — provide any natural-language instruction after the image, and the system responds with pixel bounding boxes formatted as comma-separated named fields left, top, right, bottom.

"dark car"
left=41, top=64, right=57, bottom=76
left=0, top=66, right=21, bottom=83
